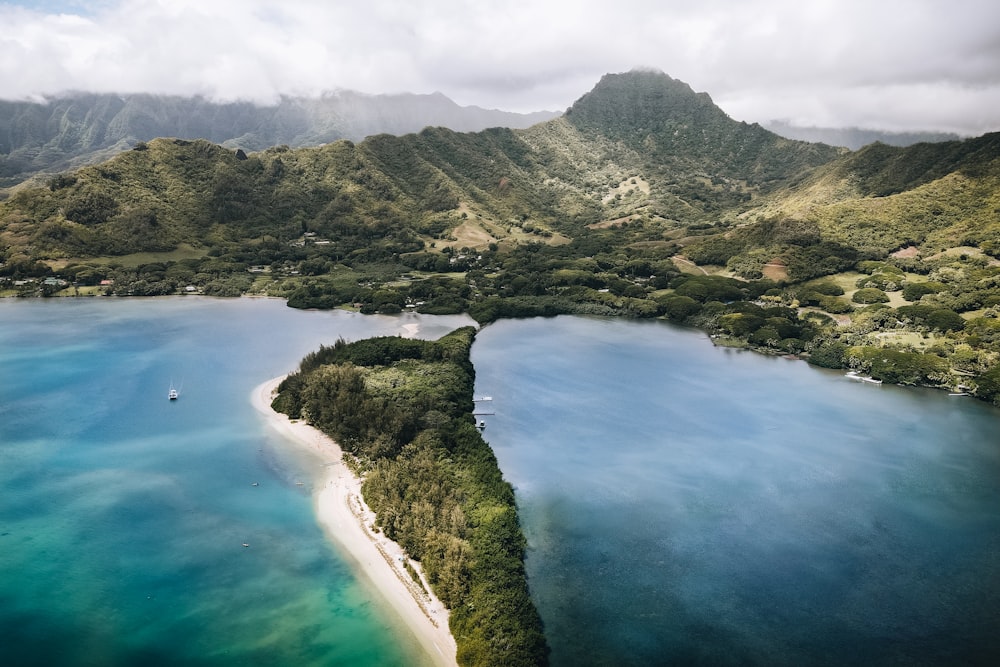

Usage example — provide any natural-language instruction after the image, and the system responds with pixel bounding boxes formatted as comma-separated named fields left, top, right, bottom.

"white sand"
left=251, top=376, right=458, bottom=667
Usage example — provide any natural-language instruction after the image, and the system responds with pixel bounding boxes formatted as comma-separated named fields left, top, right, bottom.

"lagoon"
left=472, top=316, right=1000, bottom=666
left=0, top=297, right=472, bottom=667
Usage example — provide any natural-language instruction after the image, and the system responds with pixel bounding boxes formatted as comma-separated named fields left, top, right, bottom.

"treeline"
left=271, top=328, right=549, bottom=666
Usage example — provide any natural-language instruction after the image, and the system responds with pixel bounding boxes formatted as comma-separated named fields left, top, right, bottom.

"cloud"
left=0, top=0, right=997, bottom=135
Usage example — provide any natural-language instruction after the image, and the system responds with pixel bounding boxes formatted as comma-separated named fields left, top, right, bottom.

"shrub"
left=926, top=309, right=965, bottom=332
left=852, top=287, right=889, bottom=304
left=819, top=296, right=853, bottom=313
left=807, top=341, right=847, bottom=368
left=901, top=281, right=946, bottom=302
left=655, top=294, right=702, bottom=321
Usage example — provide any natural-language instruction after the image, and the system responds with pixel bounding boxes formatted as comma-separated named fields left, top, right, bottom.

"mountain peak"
left=565, top=69, right=727, bottom=137
left=562, top=69, right=840, bottom=186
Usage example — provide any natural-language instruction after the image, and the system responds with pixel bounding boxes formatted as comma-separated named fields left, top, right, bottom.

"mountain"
left=0, top=70, right=840, bottom=257
left=0, top=90, right=559, bottom=186
left=3, top=69, right=1000, bottom=402
left=764, top=120, right=961, bottom=150
left=743, top=132, right=1000, bottom=256
left=6, top=69, right=1000, bottom=667
left=563, top=71, right=841, bottom=197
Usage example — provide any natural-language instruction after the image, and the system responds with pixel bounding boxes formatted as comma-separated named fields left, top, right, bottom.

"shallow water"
left=0, top=297, right=473, bottom=667
left=472, top=316, right=1000, bottom=666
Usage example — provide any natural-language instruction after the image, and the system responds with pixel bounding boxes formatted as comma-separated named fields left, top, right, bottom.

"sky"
left=1, top=0, right=998, bottom=136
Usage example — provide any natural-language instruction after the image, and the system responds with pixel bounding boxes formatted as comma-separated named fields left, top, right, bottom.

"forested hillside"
left=3, top=69, right=1000, bottom=404
left=0, top=90, right=558, bottom=186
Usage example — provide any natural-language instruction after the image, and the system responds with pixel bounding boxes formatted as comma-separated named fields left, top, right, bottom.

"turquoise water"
left=471, top=316, right=1000, bottom=666
left=6, top=303, right=1000, bottom=666
left=0, top=298, right=473, bottom=667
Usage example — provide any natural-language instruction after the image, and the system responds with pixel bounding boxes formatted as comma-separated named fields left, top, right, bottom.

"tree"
left=852, top=287, right=889, bottom=304
left=656, top=295, right=701, bottom=321
left=975, top=365, right=1000, bottom=405
left=926, top=309, right=965, bottom=332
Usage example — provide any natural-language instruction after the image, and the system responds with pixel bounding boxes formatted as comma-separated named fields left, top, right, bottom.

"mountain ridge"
left=764, top=120, right=963, bottom=150
left=3, top=69, right=1000, bottom=404
left=0, top=90, right=560, bottom=186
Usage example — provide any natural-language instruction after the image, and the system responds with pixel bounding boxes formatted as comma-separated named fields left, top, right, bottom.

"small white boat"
left=845, top=370, right=882, bottom=385
left=168, top=384, right=178, bottom=400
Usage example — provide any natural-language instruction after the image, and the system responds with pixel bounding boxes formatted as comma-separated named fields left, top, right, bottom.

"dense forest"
left=2, top=69, right=1000, bottom=405
left=270, top=329, right=548, bottom=666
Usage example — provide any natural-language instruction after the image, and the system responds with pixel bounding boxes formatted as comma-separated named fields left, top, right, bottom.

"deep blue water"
left=0, top=297, right=473, bottom=667
left=471, top=316, right=1000, bottom=667
left=5, top=302, right=1000, bottom=666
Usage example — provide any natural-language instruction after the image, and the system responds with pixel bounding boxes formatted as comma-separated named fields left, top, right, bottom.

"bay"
left=0, top=297, right=473, bottom=667
left=471, top=316, right=1000, bottom=666
left=6, top=300, right=1000, bottom=666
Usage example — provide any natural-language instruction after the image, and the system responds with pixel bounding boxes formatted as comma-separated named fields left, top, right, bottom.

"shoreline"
left=251, top=376, right=458, bottom=667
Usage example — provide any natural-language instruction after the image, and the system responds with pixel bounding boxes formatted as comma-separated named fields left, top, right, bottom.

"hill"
left=0, top=90, right=559, bottom=187
left=3, top=69, right=1000, bottom=404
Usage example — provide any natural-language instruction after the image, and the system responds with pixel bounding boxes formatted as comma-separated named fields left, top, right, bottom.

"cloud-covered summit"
left=1, top=0, right=997, bottom=136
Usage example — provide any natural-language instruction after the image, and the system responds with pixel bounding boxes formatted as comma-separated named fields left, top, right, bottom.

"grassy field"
left=45, top=244, right=209, bottom=269
left=870, top=330, right=943, bottom=349
left=824, top=270, right=923, bottom=307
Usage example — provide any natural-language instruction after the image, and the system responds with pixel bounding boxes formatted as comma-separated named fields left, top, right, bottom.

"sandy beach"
left=251, top=376, right=458, bottom=667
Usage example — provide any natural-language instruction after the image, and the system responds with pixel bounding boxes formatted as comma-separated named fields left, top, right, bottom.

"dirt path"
left=672, top=255, right=709, bottom=275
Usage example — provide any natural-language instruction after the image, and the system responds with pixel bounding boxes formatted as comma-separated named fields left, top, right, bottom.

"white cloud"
left=0, top=0, right=997, bottom=135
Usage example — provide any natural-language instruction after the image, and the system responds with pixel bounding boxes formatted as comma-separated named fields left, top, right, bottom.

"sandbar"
left=251, top=376, right=458, bottom=667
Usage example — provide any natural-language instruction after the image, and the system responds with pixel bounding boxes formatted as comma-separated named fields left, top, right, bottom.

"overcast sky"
left=1, top=0, right=998, bottom=135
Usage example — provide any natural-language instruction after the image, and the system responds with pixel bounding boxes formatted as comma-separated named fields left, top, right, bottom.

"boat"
left=168, top=383, right=178, bottom=400
left=845, top=370, right=882, bottom=385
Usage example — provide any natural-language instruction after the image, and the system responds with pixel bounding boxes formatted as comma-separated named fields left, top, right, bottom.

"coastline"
left=251, top=376, right=458, bottom=667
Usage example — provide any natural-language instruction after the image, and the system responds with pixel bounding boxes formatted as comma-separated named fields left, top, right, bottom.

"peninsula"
left=259, top=327, right=548, bottom=666
left=252, top=375, right=458, bottom=667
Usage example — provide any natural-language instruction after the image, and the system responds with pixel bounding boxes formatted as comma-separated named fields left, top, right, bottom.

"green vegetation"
left=4, top=68, right=1000, bottom=406
left=5, top=68, right=1000, bottom=662
left=272, top=329, right=548, bottom=666
left=0, top=91, right=557, bottom=187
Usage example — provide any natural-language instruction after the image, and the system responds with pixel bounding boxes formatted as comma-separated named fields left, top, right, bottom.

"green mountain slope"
left=1, top=70, right=838, bottom=261
left=566, top=71, right=840, bottom=186
left=723, top=133, right=1000, bottom=256
left=4, top=69, right=1000, bottom=402
left=0, top=91, right=559, bottom=186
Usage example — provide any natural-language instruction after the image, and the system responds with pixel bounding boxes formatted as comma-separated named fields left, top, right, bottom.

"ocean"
left=4, top=300, right=1000, bottom=666
left=0, top=297, right=472, bottom=667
